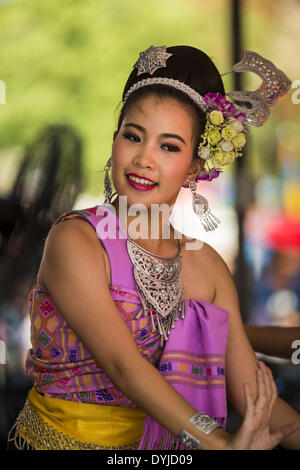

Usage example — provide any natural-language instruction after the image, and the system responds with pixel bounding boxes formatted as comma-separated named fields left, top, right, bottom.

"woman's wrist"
left=178, top=412, right=232, bottom=450
left=193, top=427, right=232, bottom=450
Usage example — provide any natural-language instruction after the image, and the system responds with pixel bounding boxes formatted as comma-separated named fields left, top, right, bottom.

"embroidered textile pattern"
left=25, top=207, right=164, bottom=406
left=158, top=350, right=226, bottom=390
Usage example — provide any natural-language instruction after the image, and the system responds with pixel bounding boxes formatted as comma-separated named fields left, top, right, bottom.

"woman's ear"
left=189, top=157, right=205, bottom=179
left=182, top=158, right=205, bottom=188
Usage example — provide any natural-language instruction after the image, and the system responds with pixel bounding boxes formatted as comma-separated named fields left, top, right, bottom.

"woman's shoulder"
left=200, top=242, right=239, bottom=313
left=47, top=216, right=101, bottom=253
left=181, top=238, right=234, bottom=304
left=38, top=215, right=106, bottom=289
left=199, top=241, right=233, bottom=286
left=183, top=238, right=229, bottom=271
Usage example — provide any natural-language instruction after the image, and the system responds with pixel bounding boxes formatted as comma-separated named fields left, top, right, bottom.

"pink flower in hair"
left=204, top=93, right=248, bottom=130
left=196, top=168, right=223, bottom=181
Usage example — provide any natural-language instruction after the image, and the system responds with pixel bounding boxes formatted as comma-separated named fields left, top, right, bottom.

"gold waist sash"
left=8, top=387, right=146, bottom=450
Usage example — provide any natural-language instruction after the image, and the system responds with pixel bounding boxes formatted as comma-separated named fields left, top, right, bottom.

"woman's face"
left=111, top=94, right=202, bottom=210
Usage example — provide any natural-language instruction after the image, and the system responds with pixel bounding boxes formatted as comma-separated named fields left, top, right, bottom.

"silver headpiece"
left=134, top=45, right=173, bottom=76
left=124, top=46, right=292, bottom=128
left=221, top=50, right=292, bottom=126
left=124, top=77, right=209, bottom=112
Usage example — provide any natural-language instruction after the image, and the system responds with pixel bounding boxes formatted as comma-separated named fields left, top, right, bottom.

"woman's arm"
left=39, top=221, right=297, bottom=450
left=212, top=245, right=300, bottom=449
left=244, top=325, right=300, bottom=359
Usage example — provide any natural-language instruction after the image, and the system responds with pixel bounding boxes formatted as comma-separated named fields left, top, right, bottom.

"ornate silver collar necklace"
left=125, top=233, right=185, bottom=346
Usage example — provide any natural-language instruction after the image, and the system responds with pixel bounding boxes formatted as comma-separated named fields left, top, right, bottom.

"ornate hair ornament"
left=134, top=45, right=173, bottom=76
left=124, top=46, right=292, bottom=181
left=221, top=50, right=292, bottom=127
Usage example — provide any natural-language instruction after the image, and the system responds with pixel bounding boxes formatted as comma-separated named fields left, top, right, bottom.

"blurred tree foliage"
left=242, top=0, right=300, bottom=178
left=0, top=0, right=298, bottom=195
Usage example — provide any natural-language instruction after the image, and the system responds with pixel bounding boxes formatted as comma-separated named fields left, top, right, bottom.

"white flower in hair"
left=220, top=140, right=234, bottom=152
left=198, top=146, right=211, bottom=160
left=228, top=117, right=244, bottom=133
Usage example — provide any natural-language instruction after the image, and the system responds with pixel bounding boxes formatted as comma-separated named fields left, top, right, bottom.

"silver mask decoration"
left=222, top=50, right=292, bottom=127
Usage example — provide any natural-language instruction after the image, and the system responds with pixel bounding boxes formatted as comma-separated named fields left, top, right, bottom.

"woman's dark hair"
left=116, top=46, right=225, bottom=160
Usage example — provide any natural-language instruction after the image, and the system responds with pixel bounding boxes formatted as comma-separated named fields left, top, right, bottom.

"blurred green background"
left=0, top=0, right=299, bottom=203
left=0, top=0, right=300, bottom=448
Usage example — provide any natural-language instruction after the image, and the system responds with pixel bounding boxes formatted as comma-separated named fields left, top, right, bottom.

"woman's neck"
left=110, top=196, right=183, bottom=257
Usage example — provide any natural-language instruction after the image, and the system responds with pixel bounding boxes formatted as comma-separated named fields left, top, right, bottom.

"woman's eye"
left=123, top=132, right=140, bottom=143
left=162, top=144, right=180, bottom=152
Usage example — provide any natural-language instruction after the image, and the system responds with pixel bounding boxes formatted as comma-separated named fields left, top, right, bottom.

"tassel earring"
left=103, top=157, right=117, bottom=205
left=188, top=178, right=221, bottom=231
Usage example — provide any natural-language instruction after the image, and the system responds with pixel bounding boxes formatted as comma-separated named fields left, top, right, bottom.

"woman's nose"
left=132, top=146, right=155, bottom=168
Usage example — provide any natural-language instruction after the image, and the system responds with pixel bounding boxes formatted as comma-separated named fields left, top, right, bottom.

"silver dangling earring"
left=188, top=178, right=221, bottom=231
left=103, top=157, right=117, bottom=205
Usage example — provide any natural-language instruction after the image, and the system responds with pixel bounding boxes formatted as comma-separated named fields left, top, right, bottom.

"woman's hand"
left=224, top=361, right=298, bottom=450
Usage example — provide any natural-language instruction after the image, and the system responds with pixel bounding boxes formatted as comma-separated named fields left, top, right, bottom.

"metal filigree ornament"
left=134, top=45, right=173, bottom=76
left=103, top=157, right=117, bottom=205
left=189, top=179, right=220, bottom=231
left=221, top=50, right=292, bottom=127
left=126, top=236, right=184, bottom=346
left=179, top=412, right=221, bottom=450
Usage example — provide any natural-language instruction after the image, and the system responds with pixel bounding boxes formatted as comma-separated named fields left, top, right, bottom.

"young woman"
left=8, top=45, right=300, bottom=450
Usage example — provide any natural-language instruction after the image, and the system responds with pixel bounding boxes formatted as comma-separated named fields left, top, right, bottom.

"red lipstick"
left=127, top=173, right=156, bottom=184
left=126, top=174, right=157, bottom=191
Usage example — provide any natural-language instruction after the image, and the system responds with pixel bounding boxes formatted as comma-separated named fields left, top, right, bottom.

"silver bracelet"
left=179, top=429, right=201, bottom=449
left=190, top=412, right=221, bottom=435
left=179, top=412, right=221, bottom=449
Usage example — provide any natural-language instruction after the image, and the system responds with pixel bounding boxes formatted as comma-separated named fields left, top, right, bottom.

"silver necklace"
left=125, top=233, right=185, bottom=346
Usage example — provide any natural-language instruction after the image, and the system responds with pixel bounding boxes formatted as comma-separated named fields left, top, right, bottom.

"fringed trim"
left=7, top=398, right=140, bottom=450
left=137, top=415, right=189, bottom=450
left=7, top=419, right=31, bottom=450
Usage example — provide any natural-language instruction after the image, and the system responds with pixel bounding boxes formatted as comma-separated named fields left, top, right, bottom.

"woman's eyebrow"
left=124, top=122, right=145, bottom=132
left=124, top=123, right=186, bottom=145
left=161, top=133, right=186, bottom=145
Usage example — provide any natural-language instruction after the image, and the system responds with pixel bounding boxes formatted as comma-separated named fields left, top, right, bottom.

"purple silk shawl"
left=137, top=298, right=229, bottom=450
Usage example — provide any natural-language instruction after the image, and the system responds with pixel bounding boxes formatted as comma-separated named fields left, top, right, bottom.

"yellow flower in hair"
left=232, top=132, right=246, bottom=148
left=221, top=125, right=237, bottom=141
left=209, top=110, right=224, bottom=126
left=212, top=151, right=227, bottom=166
left=224, top=151, right=236, bottom=164
left=207, top=129, right=222, bottom=146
